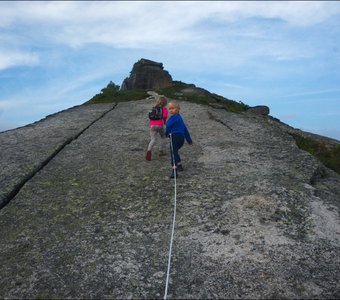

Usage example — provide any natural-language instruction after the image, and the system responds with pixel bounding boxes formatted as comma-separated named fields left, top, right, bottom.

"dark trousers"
left=169, top=133, right=184, bottom=166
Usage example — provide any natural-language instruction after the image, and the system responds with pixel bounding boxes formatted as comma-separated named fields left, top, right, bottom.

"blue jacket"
left=165, top=113, right=192, bottom=143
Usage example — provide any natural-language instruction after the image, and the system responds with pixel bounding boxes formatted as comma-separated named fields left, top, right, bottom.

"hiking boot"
left=146, top=150, right=151, bottom=161
left=177, top=164, right=184, bottom=172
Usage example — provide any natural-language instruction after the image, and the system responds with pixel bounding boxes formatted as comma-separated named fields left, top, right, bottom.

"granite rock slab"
left=0, top=103, right=116, bottom=208
left=0, top=99, right=339, bottom=299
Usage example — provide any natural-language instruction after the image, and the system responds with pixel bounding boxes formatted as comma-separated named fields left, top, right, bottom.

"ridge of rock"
left=0, top=99, right=339, bottom=298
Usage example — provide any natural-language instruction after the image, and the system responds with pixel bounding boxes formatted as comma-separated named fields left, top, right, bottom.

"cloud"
left=1, top=1, right=340, bottom=48
left=212, top=1, right=340, bottom=26
left=0, top=1, right=338, bottom=72
left=0, top=50, right=39, bottom=70
left=218, top=83, right=246, bottom=90
left=0, top=74, right=95, bottom=109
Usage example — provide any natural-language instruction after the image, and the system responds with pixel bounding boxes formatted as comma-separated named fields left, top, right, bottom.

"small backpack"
left=148, top=106, right=163, bottom=120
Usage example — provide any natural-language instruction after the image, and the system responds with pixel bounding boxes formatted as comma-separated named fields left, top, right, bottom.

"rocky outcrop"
left=0, top=99, right=339, bottom=299
left=121, top=58, right=173, bottom=90
left=246, top=105, right=270, bottom=115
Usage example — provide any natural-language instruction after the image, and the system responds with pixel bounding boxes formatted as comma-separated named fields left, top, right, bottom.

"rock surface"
left=0, top=103, right=116, bottom=209
left=121, top=58, right=173, bottom=90
left=246, top=105, right=270, bottom=115
left=0, top=99, right=339, bottom=299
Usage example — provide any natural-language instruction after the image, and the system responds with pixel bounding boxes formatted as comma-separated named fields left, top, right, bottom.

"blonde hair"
left=156, top=96, right=167, bottom=107
left=169, top=101, right=180, bottom=110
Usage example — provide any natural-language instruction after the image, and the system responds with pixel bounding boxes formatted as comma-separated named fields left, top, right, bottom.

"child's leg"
left=169, top=134, right=184, bottom=178
left=147, top=126, right=158, bottom=151
left=170, top=134, right=184, bottom=167
left=146, top=126, right=159, bottom=161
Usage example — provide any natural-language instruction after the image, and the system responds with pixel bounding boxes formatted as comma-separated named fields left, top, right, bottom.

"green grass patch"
left=85, top=80, right=249, bottom=112
left=85, top=81, right=148, bottom=104
left=158, top=81, right=249, bottom=112
left=290, top=133, right=340, bottom=174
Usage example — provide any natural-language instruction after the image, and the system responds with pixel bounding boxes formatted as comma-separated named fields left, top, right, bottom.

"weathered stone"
left=0, top=99, right=339, bottom=299
left=0, top=103, right=116, bottom=209
left=246, top=105, right=270, bottom=115
left=208, top=102, right=227, bottom=109
left=121, top=58, right=173, bottom=90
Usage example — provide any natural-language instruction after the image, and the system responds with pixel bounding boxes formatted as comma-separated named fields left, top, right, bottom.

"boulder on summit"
left=121, top=58, right=173, bottom=90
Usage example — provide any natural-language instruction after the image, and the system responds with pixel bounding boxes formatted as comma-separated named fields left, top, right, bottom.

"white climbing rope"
left=164, top=134, right=177, bottom=300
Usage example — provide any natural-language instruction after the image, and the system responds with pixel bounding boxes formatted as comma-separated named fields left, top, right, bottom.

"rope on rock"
left=164, top=134, right=177, bottom=300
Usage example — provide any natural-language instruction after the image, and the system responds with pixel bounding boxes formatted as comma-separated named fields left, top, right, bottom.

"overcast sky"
left=1, top=1, right=340, bottom=140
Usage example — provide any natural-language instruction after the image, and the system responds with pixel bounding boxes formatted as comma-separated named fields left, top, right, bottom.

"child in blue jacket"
left=165, top=101, right=193, bottom=178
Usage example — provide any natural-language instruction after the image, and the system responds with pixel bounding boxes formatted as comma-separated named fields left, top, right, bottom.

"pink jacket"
left=149, top=106, right=168, bottom=126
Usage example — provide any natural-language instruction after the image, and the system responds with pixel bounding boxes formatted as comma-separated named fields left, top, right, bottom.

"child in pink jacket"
left=146, top=96, right=168, bottom=161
